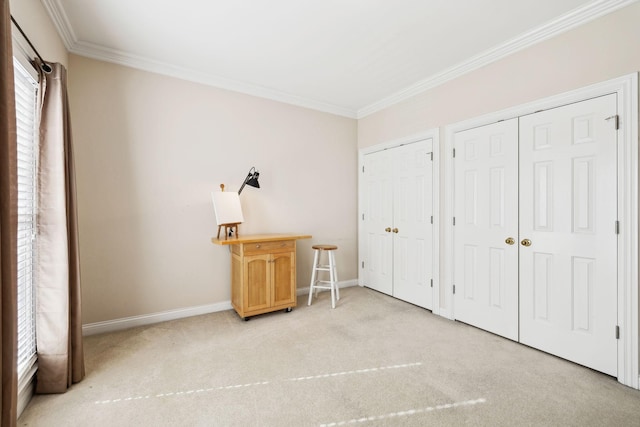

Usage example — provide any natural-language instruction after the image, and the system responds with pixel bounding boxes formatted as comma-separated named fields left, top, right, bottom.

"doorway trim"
left=443, top=73, right=638, bottom=388
left=358, top=128, right=441, bottom=314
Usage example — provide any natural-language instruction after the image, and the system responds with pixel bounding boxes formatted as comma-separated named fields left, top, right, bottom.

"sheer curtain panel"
left=35, top=59, right=85, bottom=394
left=0, top=0, right=19, bottom=423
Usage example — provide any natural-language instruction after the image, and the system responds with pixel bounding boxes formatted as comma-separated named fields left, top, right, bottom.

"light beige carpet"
left=18, top=286, right=640, bottom=426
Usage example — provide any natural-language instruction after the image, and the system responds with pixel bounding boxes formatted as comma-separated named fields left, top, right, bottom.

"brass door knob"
left=505, top=237, right=515, bottom=245
left=521, top=239, right=532, bottom=247
left=392, top=228, right=399, bottom=233
left=385, top=227, right=391, bottom=233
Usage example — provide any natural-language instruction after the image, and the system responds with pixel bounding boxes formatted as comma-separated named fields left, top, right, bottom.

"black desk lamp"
left=238, top=167, right=260, bottom=194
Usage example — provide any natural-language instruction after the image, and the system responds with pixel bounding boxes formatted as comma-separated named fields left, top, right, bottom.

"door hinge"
left=453, top=217, right=456, bottom=226
left=453, top=148, right=456, bottom=158
left=362, top=213, right=365, bottom=221
left=452, top=285, right=456, bottom=294
left=615, top=220, right=620, bottom=234
left=362, top=166, right=365, bottom=173
left=361, top=261, right=364, bottom=269
left=616, top=325, right=620, bottom=339
left=430, top=215, right=433, bottom=224
left=430, top=279, right=433, bottom=288
left=428, top=152, right=433, bottom=161
left=606, top=115, right=620, bottom=130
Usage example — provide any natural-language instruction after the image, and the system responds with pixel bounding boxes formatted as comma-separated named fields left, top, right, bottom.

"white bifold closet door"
left=364, top=148, right=394, bottom=296
left=453, top=119, right=519, bottom=341
left=454, top=94, right=618, bottom=376
left=363, top=139, right=434, bottom=309
left=519, top=94, right=618, bottom=377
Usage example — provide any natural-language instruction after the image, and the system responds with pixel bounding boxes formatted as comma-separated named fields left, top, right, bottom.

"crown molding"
left=356, top=0, right=638, bottom=118
left=40, top=0, right=77, bottom=51
left=70, top=40, right=358, bottom=118
left=42, top=0, right=636, bottom=120
left=40, top=1, right=358, bottom=118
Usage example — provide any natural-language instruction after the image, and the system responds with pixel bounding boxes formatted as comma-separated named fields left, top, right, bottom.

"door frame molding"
left=358, top=128, right=441, bottom=314
left=443, top=73, right=638, bottom=388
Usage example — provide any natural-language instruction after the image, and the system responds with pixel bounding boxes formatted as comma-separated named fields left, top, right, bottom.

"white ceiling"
left=41, top=0, right=634, bottom=118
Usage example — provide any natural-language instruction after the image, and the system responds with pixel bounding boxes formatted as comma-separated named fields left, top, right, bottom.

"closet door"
left=363, top=149, right=394, bottom=295
left=393, top=140, right=433, bottom=309
left=453, top=119, right=519, bottom=340
left=519, top=94, right=618, bottom=376
left=363, top=139, right=434, bottom=308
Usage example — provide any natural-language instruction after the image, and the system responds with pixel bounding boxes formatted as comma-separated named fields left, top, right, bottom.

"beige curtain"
left=35, top=60, right=85, bottom=394
left=0, top=0, right=19, bottom=424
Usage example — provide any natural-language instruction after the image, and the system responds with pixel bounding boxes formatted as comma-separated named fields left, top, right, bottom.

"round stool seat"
left=312, top=244, right=338, bottom=251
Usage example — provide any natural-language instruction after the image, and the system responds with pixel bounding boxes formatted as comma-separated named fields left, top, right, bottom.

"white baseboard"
left=82, top=301, right=232, bottom=336
left=83, top=280, right=360, bottom=336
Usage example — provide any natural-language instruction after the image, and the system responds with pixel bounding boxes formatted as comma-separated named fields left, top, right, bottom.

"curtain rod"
left=10, top=15, right=52, bottom=73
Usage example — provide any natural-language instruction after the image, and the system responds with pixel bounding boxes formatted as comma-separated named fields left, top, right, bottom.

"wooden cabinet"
left=213, top=234, right=311, bottom=320
left=233, top=240, right=295, bottom=317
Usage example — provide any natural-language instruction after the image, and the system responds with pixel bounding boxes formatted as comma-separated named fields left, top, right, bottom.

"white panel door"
left=363, top=149, right=393, bottom=295
left=519, top=94, right=618, bottom=376
left=454, top=119, right=519, bottom=340
left=393, top=140, right=433, bottom=309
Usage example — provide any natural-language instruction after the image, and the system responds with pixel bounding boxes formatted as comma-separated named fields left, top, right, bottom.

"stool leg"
left=330, top=251, right=339, bottom=302
left=329, top=251, right=336, bottom=309
left=315, top=250, right=323, bottom=298
left=308, top=249, right=320, bottom=306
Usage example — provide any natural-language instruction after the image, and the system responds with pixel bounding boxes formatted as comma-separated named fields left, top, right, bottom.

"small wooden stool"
left=308, top=244, right=339, bottom=308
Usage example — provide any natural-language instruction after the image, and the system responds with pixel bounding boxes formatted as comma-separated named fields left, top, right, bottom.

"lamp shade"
left=238, top=167, right=260, bottom=194
left=246, top=172, right=260, bottom=189
left=211, top=191, right=244, bottom=225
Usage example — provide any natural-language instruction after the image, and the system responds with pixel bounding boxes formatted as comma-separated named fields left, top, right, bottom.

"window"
left=14, top=55, right=38, bottom=411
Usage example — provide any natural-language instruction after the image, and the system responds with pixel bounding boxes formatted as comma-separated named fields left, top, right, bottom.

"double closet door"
left=454, top=94, right=618, bottom=376
left=363, top=139, right=434, bottom=309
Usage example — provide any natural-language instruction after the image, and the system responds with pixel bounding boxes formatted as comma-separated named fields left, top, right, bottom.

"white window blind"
left=14, top=57, right=38, bottom=382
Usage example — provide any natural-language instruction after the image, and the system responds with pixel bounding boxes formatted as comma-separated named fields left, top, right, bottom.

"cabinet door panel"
left=272, top=252, right=295, bottom=307
left=244, top=255, right=270, bottom=311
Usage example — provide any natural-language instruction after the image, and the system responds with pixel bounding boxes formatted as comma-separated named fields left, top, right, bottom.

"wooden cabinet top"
left=211, top=233, right=312, bottom=246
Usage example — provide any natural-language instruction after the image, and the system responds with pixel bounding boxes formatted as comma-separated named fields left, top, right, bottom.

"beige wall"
left=68, top=55, right=357, bottom=324
left=358, top=2, right=640, bottom=313
left=9, top=0, right=67, bottom=67
left=358, top=2, right=640, bottom=148
left=14, top=0, right=640, bottom=325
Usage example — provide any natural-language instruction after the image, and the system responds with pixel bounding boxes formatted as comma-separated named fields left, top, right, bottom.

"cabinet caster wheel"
left=243, top=317, right=249, bottom=321
left=285, top=307, right=293, bottom=313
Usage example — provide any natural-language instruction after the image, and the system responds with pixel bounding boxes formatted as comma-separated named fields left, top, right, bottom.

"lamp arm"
left=238, top=180, right=247, bottom=194
left=237, top=167, right=256, bottom=194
